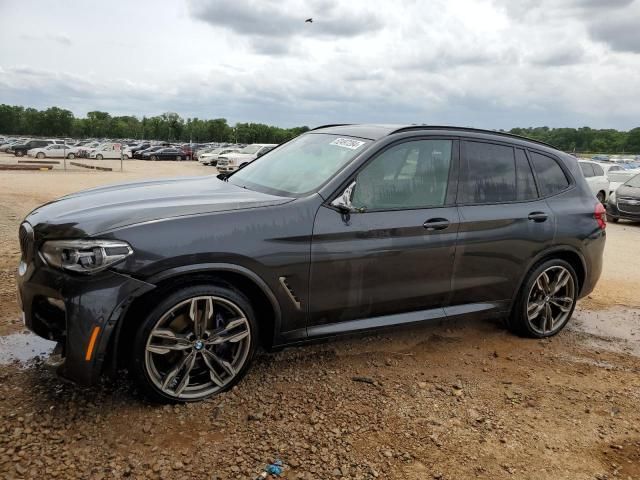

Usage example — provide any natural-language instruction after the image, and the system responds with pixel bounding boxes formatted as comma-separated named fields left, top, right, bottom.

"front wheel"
left=131, top=284, right=257, bottom=402
left=176, top=155, right=182, bottom=161
left=596, top=191, right=606, bottom=204
left=15, top=150, right=24, bottom=157
left=508, top=259, right=578, bottom=338
left=36, top=152, right=45, bottom=159
left=96, top=154, right=103, bottom=160
left=150, top=155, right=157, bottom=161
left=67, top=153, right=75, bottom=159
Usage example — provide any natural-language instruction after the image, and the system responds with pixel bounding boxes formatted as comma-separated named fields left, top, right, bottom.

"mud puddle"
left=0, top=331, right=56, bottom=364
left=571, top=306, right=640, bottom=356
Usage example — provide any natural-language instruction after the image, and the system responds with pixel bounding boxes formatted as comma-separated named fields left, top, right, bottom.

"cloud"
left=19, top=32, right=72, bottom=46
left=188, top=0, right=383, bottom=54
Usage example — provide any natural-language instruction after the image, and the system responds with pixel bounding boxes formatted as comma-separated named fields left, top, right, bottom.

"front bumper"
left=17, top=260, right=154, bottom=385
left=607, top=200, right=640, bottom=221
left=216, top=165, right=237, bottom=173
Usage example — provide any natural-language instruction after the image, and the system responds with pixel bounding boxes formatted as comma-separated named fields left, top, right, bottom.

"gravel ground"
left=1, top=153, right=639, bottom=479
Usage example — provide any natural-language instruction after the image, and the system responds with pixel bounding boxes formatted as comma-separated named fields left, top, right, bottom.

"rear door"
left=450, top=141, right=555, bottom=314
left=309, top=138, right=460, bottom=329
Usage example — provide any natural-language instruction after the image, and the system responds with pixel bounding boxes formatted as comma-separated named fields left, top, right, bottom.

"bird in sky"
left=305, top=18, right=313, bottom=23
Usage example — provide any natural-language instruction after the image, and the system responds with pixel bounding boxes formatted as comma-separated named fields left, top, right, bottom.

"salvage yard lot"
left=1, top=152, right=639, bottom=479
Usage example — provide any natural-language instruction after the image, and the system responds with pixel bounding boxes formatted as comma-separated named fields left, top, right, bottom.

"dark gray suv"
left=17, top=125, right=606, bottom=402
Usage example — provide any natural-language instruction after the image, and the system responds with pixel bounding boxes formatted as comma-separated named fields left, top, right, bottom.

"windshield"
left=228, top=133, right=370, bottom=195
left=625, top=173, right=640, bottom=188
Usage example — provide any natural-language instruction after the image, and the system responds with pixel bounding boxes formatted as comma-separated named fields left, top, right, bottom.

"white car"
left=578, top=160, right=609, bottom=203
left=607, top=170, right=640, bottom=196
left=216, top=143, right=278, bottom=173
left=27, top=144, right=74, bottom=159
left=198, top=147, right=241, bottom=166
left=89, top=143, right=129, bottom=160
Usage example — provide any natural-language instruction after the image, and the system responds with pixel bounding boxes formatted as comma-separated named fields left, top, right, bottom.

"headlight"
left=40, top=239, right=133, bottom=274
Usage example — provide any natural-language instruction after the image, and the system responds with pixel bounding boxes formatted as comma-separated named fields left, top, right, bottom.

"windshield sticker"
left=330, top=138, right=366, bottom=150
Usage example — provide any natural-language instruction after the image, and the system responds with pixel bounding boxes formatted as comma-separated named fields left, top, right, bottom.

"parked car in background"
left=27, top=144, right=73, bottom=159
left=607, top=173, right=640, bottom=223
left=89, top=143, right=127, bottom=160
left=591, top=155, right=609, bottom=162
left=134, top=145, right=164, bottom=159
left=0, top=140, right=21, bottom=152
left=17, top=125, right=606, bottom=402
left=607, top=170, right=640, bottom=196
left=125, top=143, right=151, bottom=158
left=578, top=160, right=609, bottom=203
left=11, top=139, right=53, bottom=157
left=143, top=147, right=187, bottom=161
left=597, top=163, right=625, bottom=176
left=216, top=143, right=278, bottom=173
left=198, top=147, right=241, bottom=166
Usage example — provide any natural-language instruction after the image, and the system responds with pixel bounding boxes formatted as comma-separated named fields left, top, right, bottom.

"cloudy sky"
left=1, top=0, right=640, bottom=129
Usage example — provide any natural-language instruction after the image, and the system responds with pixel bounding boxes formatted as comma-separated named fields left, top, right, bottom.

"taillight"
left=594, top=203, right=606, bottom=230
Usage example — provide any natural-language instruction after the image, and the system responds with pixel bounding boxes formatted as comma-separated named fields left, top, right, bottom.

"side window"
left=351, top=139, right=452, bottom=210
left=593, top=164, right=604, bottom=176
left=515, top=149, right=538, bottom=200
left=579, top=163, right=594, bottom=177
left=460, top=141, right=516, bottom=203
left=530, top=152, right=570, bottom=196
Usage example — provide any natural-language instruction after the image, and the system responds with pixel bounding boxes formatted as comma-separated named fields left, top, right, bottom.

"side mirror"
left=330, top=181, right=357, bottom=213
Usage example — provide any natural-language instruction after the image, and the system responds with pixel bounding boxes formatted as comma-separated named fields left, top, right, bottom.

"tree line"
left=1, top=104, right=639, bottom=152
left=0, top=105, right=310, bottom=144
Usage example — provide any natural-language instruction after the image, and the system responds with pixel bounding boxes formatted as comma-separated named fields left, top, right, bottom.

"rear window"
left=529, top=152, right=570, bottom=196
left=579, top=162, right=594, bottom=177
left=593, top=164, right=604, bottom=176
left=460, top=141, right=516, bottom=203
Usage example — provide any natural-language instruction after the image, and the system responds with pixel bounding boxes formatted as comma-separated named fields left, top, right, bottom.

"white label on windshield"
left=330, top=138, right=366, bottom=150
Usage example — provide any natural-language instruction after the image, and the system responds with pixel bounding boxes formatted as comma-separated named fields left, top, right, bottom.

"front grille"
left=217, top=159, right=228, bottom=166
left=618, top=197, right=640, bottom=215
left=18, top=222, right=35, bottom=263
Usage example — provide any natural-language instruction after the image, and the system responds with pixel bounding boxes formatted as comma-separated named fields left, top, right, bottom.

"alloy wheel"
left=526, top=266, right=575, bottom=335
left=144, top=295, right=252, bottom=400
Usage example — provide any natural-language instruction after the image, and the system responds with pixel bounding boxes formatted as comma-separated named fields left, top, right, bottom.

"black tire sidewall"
left=131, top=284, right=258, bottom=403
left=510, top=258, right=578, bottom=338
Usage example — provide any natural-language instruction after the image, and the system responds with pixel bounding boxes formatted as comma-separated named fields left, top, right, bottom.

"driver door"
left=308, top=138, right=460, bottom=330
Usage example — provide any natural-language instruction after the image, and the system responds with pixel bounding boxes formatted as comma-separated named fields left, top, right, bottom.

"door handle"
left=423, top=218, right=450, bottom=231
left=528, top=212, right=548, bottom=222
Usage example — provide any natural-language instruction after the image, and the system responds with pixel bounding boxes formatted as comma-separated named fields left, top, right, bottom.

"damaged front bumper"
left=16, top=262, right=154, bottom=385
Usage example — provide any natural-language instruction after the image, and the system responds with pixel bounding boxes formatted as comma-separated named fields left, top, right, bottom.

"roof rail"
left=389, top=125, right=559, bottom=150
left=309, top=123, right=353, bottom=131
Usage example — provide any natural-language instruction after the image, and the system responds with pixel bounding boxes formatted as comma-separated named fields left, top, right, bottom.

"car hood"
left=616, top=184, right=640, bottom=198
left=221, top=153, right=254, bottom=160
left=26, top=175, right=293, bottom=238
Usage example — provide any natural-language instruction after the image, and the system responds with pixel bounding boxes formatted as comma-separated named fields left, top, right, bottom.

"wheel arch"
left=511, top=246, right=586, bottom=306
left=108, top=263, right=282, bottom=373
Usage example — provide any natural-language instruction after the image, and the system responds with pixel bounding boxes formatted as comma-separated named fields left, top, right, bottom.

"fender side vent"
left=279, top=276, right=301, bottom=310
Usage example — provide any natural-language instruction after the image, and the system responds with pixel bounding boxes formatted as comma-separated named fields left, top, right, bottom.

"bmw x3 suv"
left=17, top=125, right=605, bottom=402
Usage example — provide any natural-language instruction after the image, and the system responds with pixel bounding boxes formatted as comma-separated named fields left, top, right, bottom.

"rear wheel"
left=36, top=152, right=45, bottom=159
left=508, top=259, right=578, bottom=338
left=67, top=153, right=75, bottom=159
left=176, top=155, right=182, bottom=161
left=150, top=155, right=157, bottom=161
left=96, top=154, right=103, bottom=160
left=131, top=284, right=257, bottom=403
left=15, top=150, right=24, bottom=157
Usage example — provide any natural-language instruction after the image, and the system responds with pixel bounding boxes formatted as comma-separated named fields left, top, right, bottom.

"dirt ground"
left=1, top=153, right=639, bottom=479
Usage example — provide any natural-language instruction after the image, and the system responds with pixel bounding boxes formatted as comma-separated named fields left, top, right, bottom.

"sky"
left=1, top=0, right=640, bottom=129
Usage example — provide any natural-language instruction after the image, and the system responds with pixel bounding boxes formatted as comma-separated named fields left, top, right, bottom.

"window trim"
left=326, top=136, right=460, bottom=213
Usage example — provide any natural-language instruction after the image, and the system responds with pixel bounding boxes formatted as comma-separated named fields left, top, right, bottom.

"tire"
left=176, top=156, right=182, bottom=161
left=596, top=191, right=606, bottom=204
left=150, top=155, right=157, bottom=161
left=610, top=217, right=619, bottom=223
left=131, top=283, right=258, bottom=403
left=96, top=154, right=103, bottom=160
left=507, top=258, right=578, bottom=338
left=67, top=153, right=75, bottom=159
left=36, top=152, right=45, bottom=159
left=15, top=150, right=24, bottom=157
